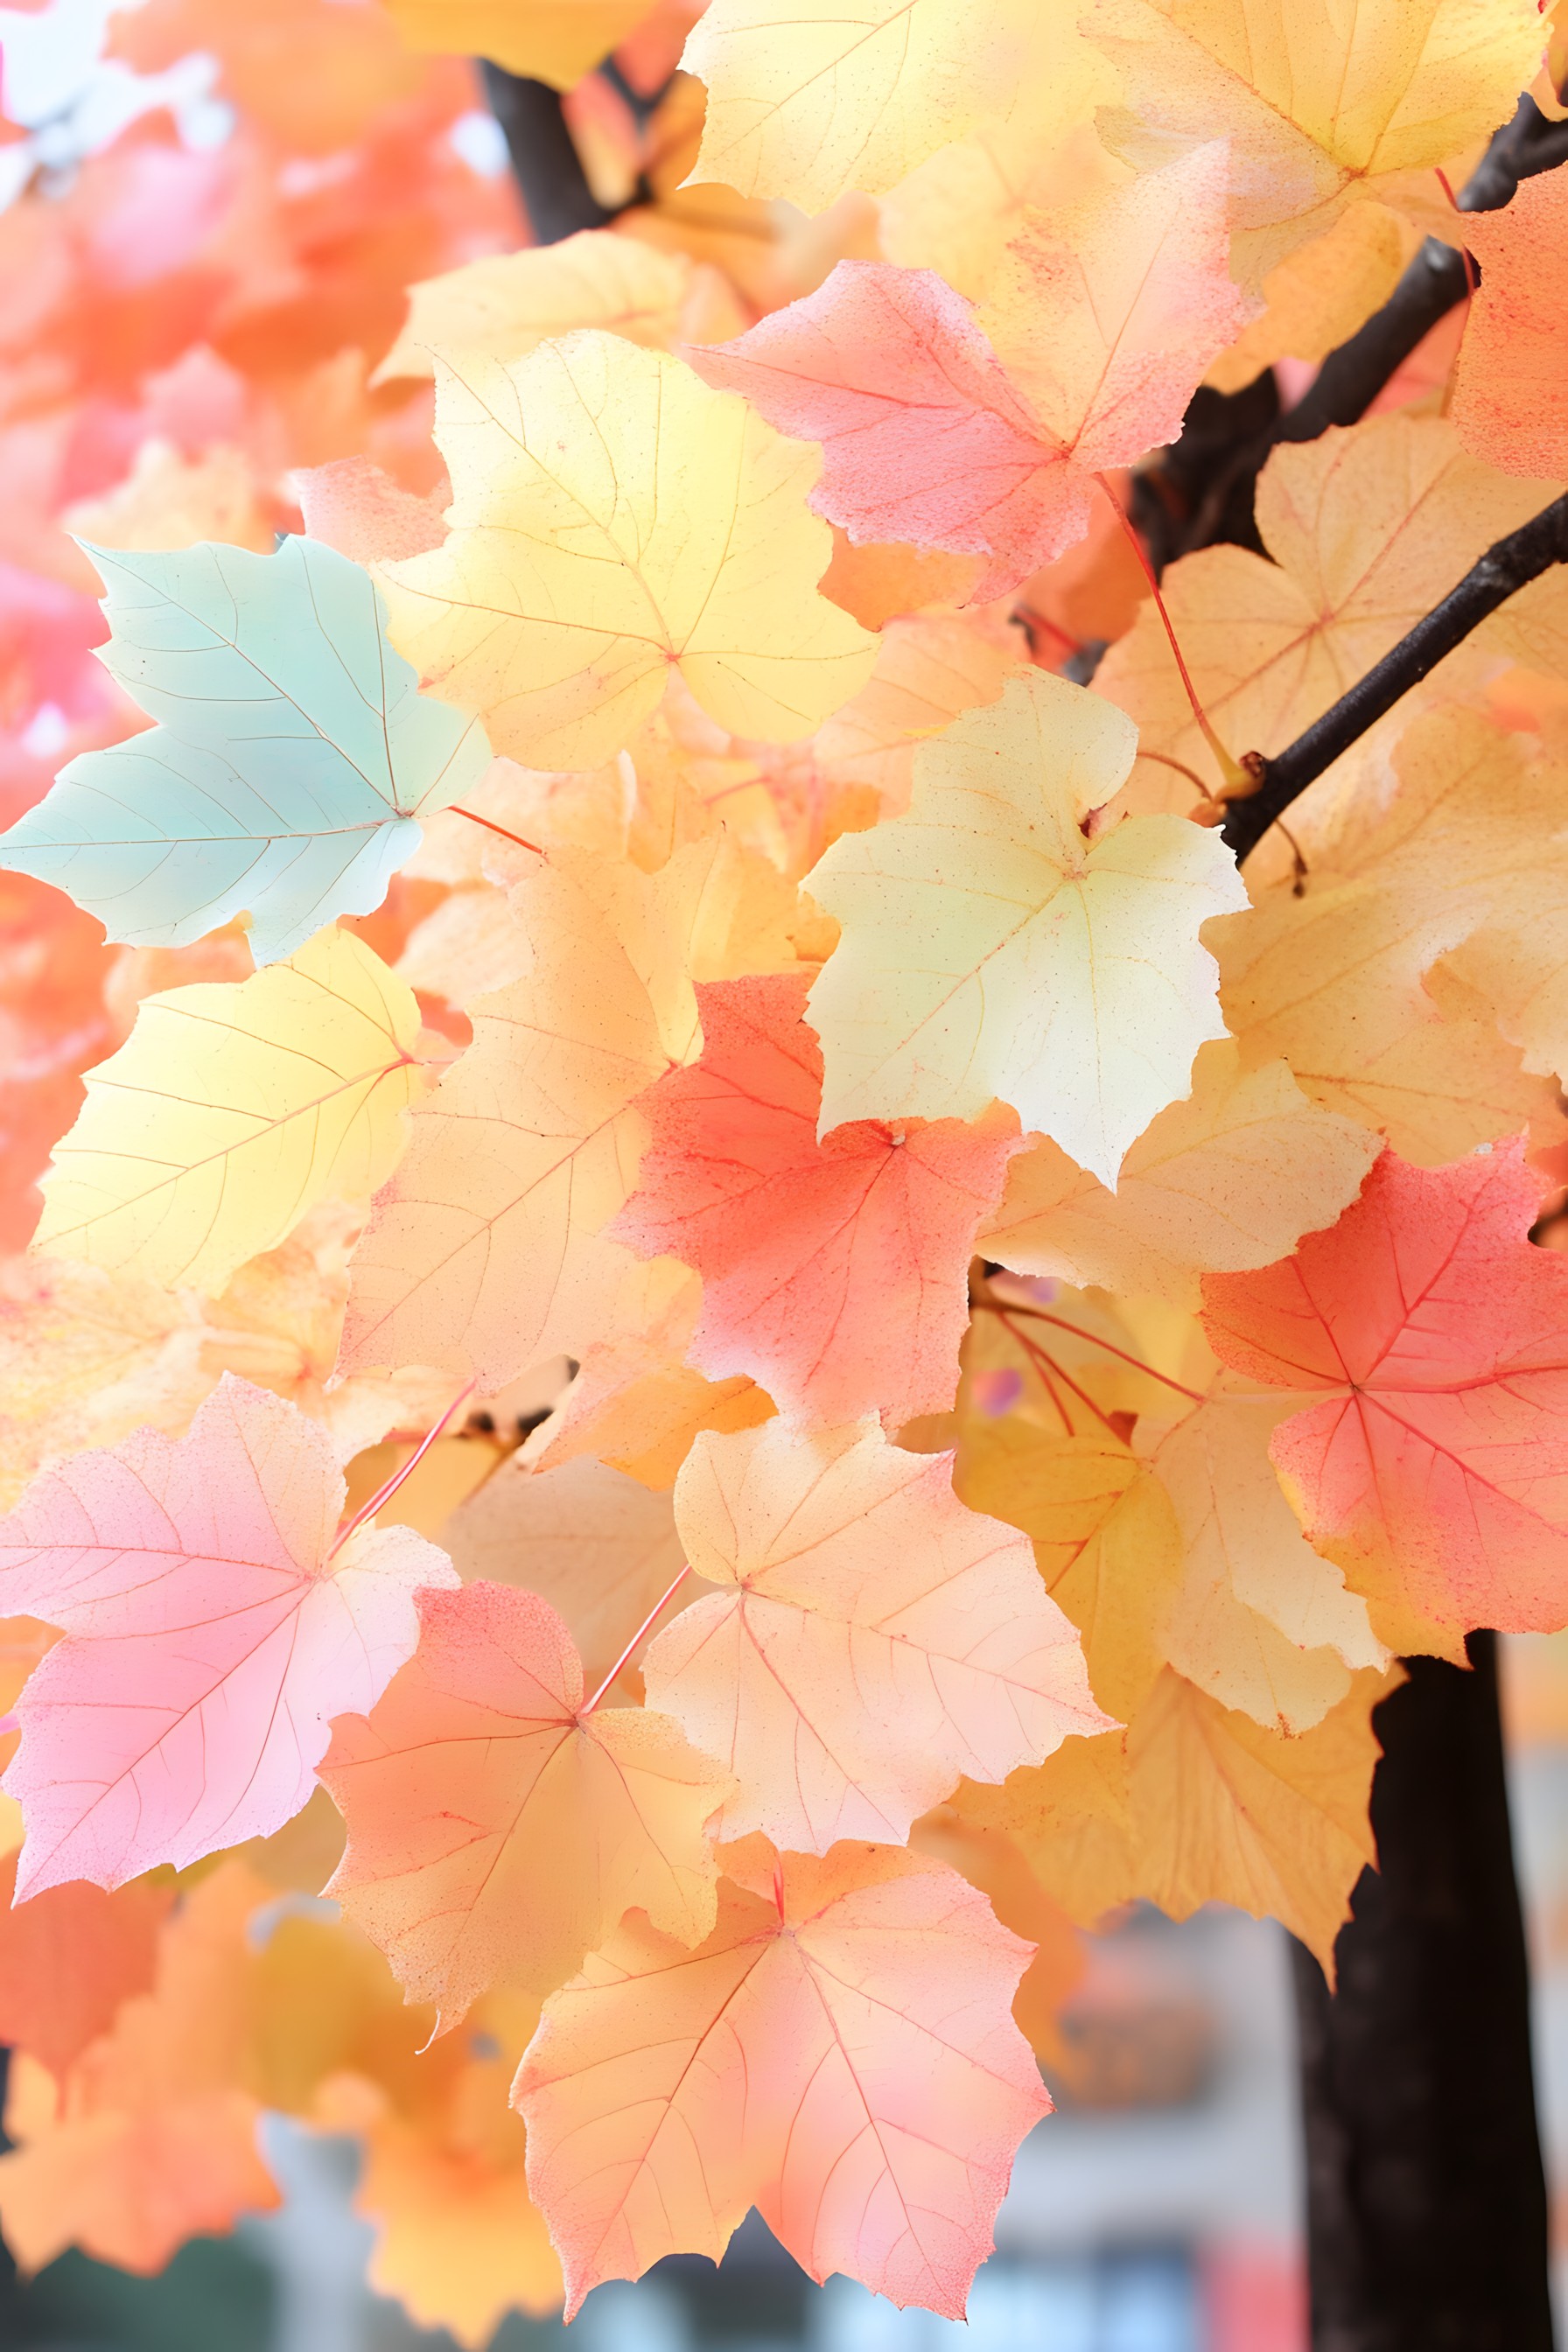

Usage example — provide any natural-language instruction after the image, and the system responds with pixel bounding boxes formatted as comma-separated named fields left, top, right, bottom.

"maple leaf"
left=0, top=540, right=489, bottom=966
left=678, top=0, right=1068, bottom=212
left=1203, top=1142, right=1568, bottom=1657
left=444, top=1452, right=691, bottom=1693
left=319, top=1578, right=732, bottom=2023
left=645, top=1415, right=1108, bottom=1851
left=528, top=1263, right=775, bottom=1490
left=1210, top=706, right=1568, bottom=1165
left=293, top=458, right=448, bottom=568
left=375, top=231, right=693, bottom=384
left=377, top=333, right=878, bottom=771
left=341, top=836, right=800, bottom=1386
left=32, top=927, right=427, bottom=1296
left=688, top=148, right=1251, bottom=599
left=812, top=607, right=1026, bottom=817
left=0, top=1861, right=281, bottom=2276
left=1147, top=1394, right=1388, bottom=1735
left=1206, top=202, right=1409, bottom=397
left=982, top=1039, right=1381, bottom=1307
left=0, top=1851, right=172, bottom=2082
left=1096, top=414, right=1558, bottom=809
left=385, top=0, right=658, bottom=88
left=805, top=670, right=1247, bottom=1182
left=1086, top=0, right=1544, bottom=284
left=964, top=1663, right=1390, bottom=1966
left=0, top=1376, right=456, bottom=1897
left=514, top=1837, right=1052, bottom=2317
left=612, top=972, right=1022, bottom=1426
left=954, top=1417, right=1186, bottom=1722
left=1452, top=169, right=1568, bottom=480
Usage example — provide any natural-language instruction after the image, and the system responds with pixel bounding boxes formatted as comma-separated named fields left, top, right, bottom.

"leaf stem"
left=329, top=1379, right=477, bottom=1558
left=1095, top=472, right=1247, bottom=791
left=582, top=1563, right=692, bottom=1714
left=989, top=1306, right=1127, bottom=1438
left=450, top=806, right=544, bottom=855
left=977, top=1293, right=1208, bottom=1404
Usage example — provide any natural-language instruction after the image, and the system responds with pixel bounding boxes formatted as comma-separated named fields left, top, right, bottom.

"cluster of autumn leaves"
left=1, top=0, right=1568, bottom=2338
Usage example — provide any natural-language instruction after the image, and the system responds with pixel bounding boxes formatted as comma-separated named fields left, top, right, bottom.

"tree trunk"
left=1292, top=1634, right=1555, bottom=2352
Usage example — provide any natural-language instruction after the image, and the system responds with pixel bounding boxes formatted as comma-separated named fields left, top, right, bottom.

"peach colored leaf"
left=0, top=1376, right=456, bottom=1897
left=646, top=1416, right=1109, bottom=1851
left=0, top=1849, right=172, bottom=2081
left=442, top=1452, right=690, bottom=1693
left=340, top=839, right=800, bottom=1386
left=690, top=151, right=1250, bottom=598
left=292, top=458, right=447, bottom=567
left=1086, top=0, right=1543, bottom=284
left=378, top=334, right=877, bottom=770
left=515, top=1838, right=1052, bottom=2316
left=529, top=1264, right=775, bottom=1491
left=375, top=231, right=692, bottom=384
left=805, top=670, right=1247, bottom=1181
left=678, top=0, right=1061, bottom=211
left=32, top=926, right=428, bottom=1296
left=982, top=1039, right=1381, bottom=1307
left=0, top=1861, right=280, bottom=2276
left=319, top=1579, right=731, bottom=2022
left=1452, top=171, right=1568, bottom=479
left=612, top=972, right=1022, bottom=1425
left=1202, top=1143, right=1568, bottom=1656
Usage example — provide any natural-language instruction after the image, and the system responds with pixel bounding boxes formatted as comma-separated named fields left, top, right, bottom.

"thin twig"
left=1223, top=492, right=1568, bottom=861
left=330, top=1380, right=477, bottom=1557
left=582, top=1564, right=692, bottom=1713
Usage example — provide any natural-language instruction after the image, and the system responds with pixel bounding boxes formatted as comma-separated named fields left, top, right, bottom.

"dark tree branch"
left=479, top=63, right=619, bottom=244
left=1221, top=493, right=1568, bottom=860
left=1135, top=94, right=1568, bottom=570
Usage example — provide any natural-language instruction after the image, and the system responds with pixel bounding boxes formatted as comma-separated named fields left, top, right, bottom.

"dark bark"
left=478, top=63, right=618, bottom=244
left=1292, top=1635, right=1554, bottom=2352
left=1222, top=491, right=1568, bottom=860
left=1135, top=98, right=1568, bottom=568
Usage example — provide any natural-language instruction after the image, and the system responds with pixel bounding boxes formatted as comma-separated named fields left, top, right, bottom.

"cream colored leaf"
left=806, top=669, right=1247, bottom=1181
left=1150, top=1395, right=1387, bottom=1734
left=982, top=1039, right=1381, bottom=1306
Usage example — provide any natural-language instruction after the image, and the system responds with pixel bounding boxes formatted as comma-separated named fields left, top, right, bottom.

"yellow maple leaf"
left=374, top=230, right=692, bottom=385
left=955, top=1417, right=1183, bottom=1722
left=378, top=333, right=877, bottom=770
left=679, top=0, right=1096, bottom=214
left=33, top=928, right=428, bottom=1296
left=1087, top=0, right=1543, bottom=284
left=967, top=1665, right=1392, bottom=1967
left=1205, top=203, right=1411, bottom=396
left=806, top=669, right=1247, bottom=1182
left=383, top=0, right=653, bottom=88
